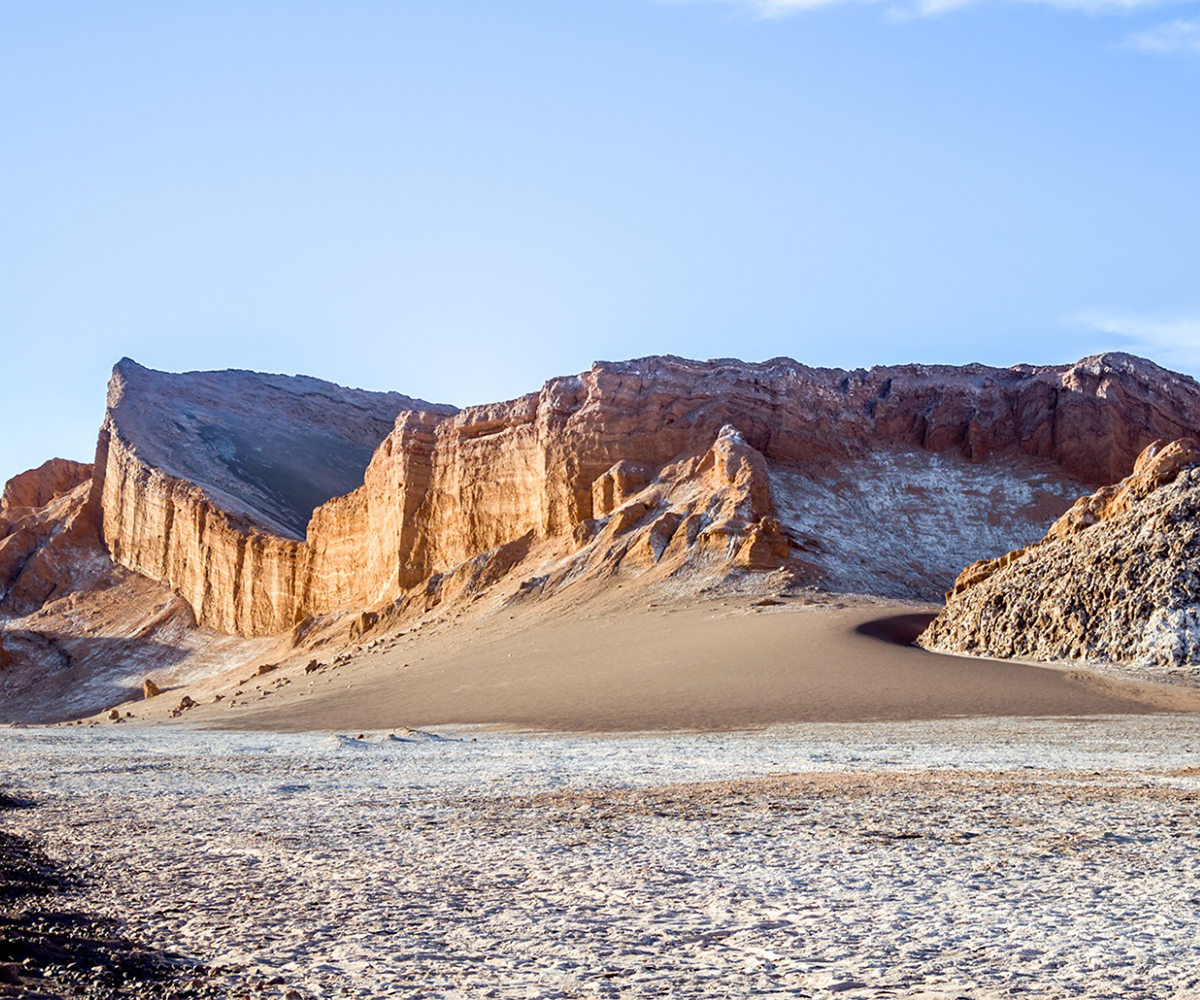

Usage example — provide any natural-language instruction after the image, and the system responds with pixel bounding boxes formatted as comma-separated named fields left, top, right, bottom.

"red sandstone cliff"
left=83, top=351, right=1200, bottom=637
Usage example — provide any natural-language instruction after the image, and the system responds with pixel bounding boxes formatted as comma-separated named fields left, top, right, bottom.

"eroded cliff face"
left=5, top=351, right=1200, bottom=719
left=0, top=455, right=281, bottom=724
left=86, top=352, right=1200, bottom=637
left=919, top=439, right=1200, bottom=669
left=94, top=359, right=453, bottom=635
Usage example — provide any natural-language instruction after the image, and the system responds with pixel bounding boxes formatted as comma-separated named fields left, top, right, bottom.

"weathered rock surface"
left=0, top=459, right=100, bottom=615
left=100, top=358, right=451, bottom=538
left=94, top=359, right=454, bottom=634
left=0, top=458, right=91, bottom=516
left=919, top=438, right=1200, bottom=668
left=89, top=352, right=1200, bottom=636
left=6, top=350, right=1200, bottom=724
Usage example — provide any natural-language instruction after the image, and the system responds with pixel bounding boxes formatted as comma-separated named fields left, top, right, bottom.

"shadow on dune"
left=854, top=613, right=938, bottom=647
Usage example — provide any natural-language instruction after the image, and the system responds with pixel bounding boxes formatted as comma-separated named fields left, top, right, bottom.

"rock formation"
left=94, top=358, right=453, bottom=634
left=5, top=349, right=1200, bottom=721
left=0, top=458, right=98, bottom=615
left=76, top=351, right=1200, bottom=636
left=1, top=458, right=92, bottom=516
left=7, top=351, right=1193, bottom=638
left=919, top=438, right=1200, bottom=668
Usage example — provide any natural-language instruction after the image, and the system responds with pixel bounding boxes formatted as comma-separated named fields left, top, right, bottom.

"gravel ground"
left=1, top=717, right=1199, bottom=999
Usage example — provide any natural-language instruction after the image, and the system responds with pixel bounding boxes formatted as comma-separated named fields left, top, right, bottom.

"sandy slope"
left=147, top=592, right=1195, bottom=735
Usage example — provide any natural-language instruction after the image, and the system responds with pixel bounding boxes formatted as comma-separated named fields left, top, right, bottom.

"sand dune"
left=207, top=595, right=1192, bottom=734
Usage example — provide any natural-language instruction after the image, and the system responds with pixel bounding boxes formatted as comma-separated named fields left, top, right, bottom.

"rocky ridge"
left=0, top=459, right=98, bottom=616
left=919, top=438, right=1200, bottom=670
left=91, top=352, right=1200, bottom=636
left=4, top=350, right=1200, bottom=720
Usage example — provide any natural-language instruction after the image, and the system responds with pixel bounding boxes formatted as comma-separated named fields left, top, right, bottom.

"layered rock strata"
left=919, top=439, right=1200, bottom=667
left=90, top=352, right=1200, bottom=636
left=94, top=359, right=453, bottom=634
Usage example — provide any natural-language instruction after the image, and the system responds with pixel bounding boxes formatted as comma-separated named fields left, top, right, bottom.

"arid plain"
left=3, top=352, right=1200, bottom=998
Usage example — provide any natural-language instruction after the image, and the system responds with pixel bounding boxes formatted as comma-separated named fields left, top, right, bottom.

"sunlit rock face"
left=93, top=358, right=454, bottom=634
left=84, top=352, right=1200, bottom=636
left=920, top=437, right=1200, bottom=670
left=0, top=458, right=97, bottom=616
left=7, top=351, right=1197, bottom=722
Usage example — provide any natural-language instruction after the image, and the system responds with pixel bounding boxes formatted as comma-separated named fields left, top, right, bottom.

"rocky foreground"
left=920, top=437, right=1200, bottom=673
left=3, top=720, right=1199, bottom=1000
left=0, top=791, right=228, bottom=999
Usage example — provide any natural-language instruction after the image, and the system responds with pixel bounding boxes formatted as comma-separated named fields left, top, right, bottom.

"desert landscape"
left=2, top=351, right=1200, bottom=997
left=6, top=1, right=1200, bottom=994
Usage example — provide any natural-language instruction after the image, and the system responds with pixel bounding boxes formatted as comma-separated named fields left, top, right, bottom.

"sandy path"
left=211, top=598, right=1188, bottom=733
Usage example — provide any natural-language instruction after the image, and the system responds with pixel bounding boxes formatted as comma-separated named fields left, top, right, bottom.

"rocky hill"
left=90, top=352, right=1200, bottom=635
left=3, top=351, right=1200, bottom=720
left=919, top=437, right=1200, bottom=672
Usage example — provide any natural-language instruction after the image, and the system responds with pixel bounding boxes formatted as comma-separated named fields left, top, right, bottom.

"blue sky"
left=2, top=0, right=1199, bottom=483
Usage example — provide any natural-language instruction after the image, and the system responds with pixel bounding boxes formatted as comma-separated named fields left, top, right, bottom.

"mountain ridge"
left=3, top=350, right=1198, bottom=721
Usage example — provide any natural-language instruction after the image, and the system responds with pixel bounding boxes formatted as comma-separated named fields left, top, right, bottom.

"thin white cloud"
left=1126, top=16, right=1200, bottom=50
left=1070, top=310, right=1200, bottom=371
left=687, top=0, right=1193, bottom=19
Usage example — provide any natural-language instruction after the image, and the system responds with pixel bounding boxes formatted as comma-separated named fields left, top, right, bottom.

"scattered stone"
left=0, top=795, right=222, bottom=998
left=107, top=710, right=120, bottom=721
left=256, top=663, right=277, bottom=676
left=142, top=679, right=161, bottom=699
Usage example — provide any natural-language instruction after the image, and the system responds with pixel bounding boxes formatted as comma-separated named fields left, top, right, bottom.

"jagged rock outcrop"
left=1, top=458, right=91, bottom=516
left=415, top=424, right=791, bottom=612
left=87, top=352, right=1200, bottom=636
left=919, top=438, right=1200, bottom=668
left=0, top=459, right=100, bottom=614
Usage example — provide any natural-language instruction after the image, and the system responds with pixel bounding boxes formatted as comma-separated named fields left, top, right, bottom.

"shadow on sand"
left=854, top=613, right=938, bottom=647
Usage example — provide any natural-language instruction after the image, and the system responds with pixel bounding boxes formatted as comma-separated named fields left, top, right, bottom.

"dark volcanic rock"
left=0, top=793, right=217, bottom=999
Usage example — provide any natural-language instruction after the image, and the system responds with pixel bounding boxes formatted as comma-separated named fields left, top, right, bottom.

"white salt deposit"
left=3, top=717, right=1200, bottom=999
left=769, top=450, right=1085, bottom=600
left=1137, top=605, right=1200, bottom=669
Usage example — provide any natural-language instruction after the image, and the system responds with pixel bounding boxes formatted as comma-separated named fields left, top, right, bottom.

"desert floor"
left=4, top=716, right=1200, bottom=999
left=136, top=594, right=1200, bottom=734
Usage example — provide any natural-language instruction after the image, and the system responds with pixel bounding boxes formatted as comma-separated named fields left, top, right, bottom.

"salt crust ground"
left=3, top=718, right=1200, bottom=999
